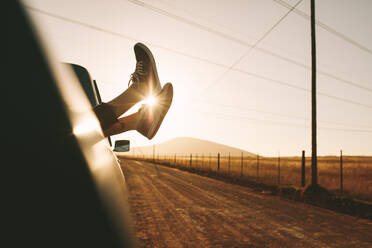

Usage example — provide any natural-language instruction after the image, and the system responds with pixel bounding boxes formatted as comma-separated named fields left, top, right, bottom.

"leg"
left=102, top=82, right=173, bottom=139
left=102, top=112, right=139, bottom=137
left=94, top=42, right=162, bottom=132
left=105, top=85, right=144, bottom=118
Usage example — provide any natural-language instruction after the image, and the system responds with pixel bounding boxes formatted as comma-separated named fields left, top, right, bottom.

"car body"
left=5, top=1, right=134, bottom=247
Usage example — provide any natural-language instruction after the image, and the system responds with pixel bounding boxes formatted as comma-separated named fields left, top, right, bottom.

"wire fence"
left=122, top=152, right=372, bottom=202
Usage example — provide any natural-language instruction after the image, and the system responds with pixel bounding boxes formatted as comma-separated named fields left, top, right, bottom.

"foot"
left=128, top=43, right=162, bottom=98
left=136, top=83, right=173, bottom=139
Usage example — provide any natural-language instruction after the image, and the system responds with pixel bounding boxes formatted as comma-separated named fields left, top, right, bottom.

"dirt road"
left=120, top=159, right=372, bottom=248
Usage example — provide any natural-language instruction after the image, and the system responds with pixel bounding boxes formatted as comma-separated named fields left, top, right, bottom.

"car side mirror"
left=113, top=140, right=130, bottom=152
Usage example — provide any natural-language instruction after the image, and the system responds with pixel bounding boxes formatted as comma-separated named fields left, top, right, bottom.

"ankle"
left=106, top=87, right=143, bottom=117
left=121, top=112, right=139, bottom=130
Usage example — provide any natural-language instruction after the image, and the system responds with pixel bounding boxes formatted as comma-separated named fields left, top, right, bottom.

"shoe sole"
left=147, top=83, right=173, bottom=139
left=138, top=83, right=173, bottom=139
left=135, top=43, right=162, bottom=94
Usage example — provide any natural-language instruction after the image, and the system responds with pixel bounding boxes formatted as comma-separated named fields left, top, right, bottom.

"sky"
left=23, top=0, right=372, bottom=156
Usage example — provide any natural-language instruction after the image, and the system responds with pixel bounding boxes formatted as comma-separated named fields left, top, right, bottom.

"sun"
left=144, top=95, right=157, bottom=107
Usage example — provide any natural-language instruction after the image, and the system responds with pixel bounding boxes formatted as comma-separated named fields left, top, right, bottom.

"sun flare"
left=144, top=95, right=157, bottom=107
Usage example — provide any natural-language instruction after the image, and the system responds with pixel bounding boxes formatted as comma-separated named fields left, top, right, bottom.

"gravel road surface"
left=120, top=159, right=372, bottom=248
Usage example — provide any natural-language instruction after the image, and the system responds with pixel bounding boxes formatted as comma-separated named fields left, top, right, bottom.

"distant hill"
left=129, top=137, right=255, bottom=157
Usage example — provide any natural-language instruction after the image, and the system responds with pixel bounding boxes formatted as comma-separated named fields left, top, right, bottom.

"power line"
left=194, top=99, right=372, bottom=129
left=126, top=0, right=372, bottom=93
left=230, top=68, right=372, bottom=110
left=201, top=0, right=303, bottom=94
left=153, top=0, right=256, bottom=40
left=272, top=0, right=372, bottom=55
left=233, top=0, right=304, bottom=65
left=201, top=111, right=372, bottom=133
left=25, top=5, right=139, bottom=43
left=154, top=0, right=311, bottom=66
left=27, top=5, right=372, bottom=134
left=26, top=5, right=372, bottom=110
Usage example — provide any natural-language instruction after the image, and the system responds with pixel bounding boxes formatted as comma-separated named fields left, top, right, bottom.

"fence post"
left=209, top=153, right=211, bottom=171
left=340, top=149, right=343, bottom=194
left=228, top=153, right=231, bottom=175
left=202, top=154, right=204, bottom=168
left=301, top=150, right=306, bottom=187
left=194, top=153, right=197, bottom=169
left=240, top=152, right=243, bottom=177
left=278, top=152, right=280, bottom=185
left=256, top=154, right=259, bottom=182
left=217, top=152, right=220, bottom=171
left=174, top=153, right=176, bottom=167
left=190, top=154, right=192, bottom=168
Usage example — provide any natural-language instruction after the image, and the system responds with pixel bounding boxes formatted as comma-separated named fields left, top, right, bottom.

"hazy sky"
left=24, top=0, right=372, bottom=156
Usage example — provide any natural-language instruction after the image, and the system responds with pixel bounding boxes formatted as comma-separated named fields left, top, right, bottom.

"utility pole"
left=277, top=152, right=280, bottom=185
left=240, top=152, right=243, bottom=177
left=340, top=150, right=343, bottom=193
left=228, top=152, right=231, bottom=175
left=301, top=150, right=306, bottom=187
left=311, top=0, right=318, bottom=186
left=256, top=154, right=259, bottom=181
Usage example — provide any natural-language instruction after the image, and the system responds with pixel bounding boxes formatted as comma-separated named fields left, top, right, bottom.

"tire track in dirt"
left=149, top=162, right=372, bottom=246
left=140, top=166, right=265, bottom=247
left=123, top=161, right=211, bottom=247
left=141, top=172, right=213, bottom=247
left=128, top=162, right=264, bottom=247
left=158, top=170, right=362, bottom=247
left=121, top=159, right=372, bottom=248
left=134, top=162, right=330, bottom=248
left=124, top=163, right=180, bottom=247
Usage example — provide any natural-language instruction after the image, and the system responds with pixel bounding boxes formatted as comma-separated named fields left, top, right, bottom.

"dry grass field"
left=126, top=154, right=372, bottom=202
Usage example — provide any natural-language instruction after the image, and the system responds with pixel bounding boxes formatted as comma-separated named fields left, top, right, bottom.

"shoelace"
left=128, top=61, right=147, bottom=87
